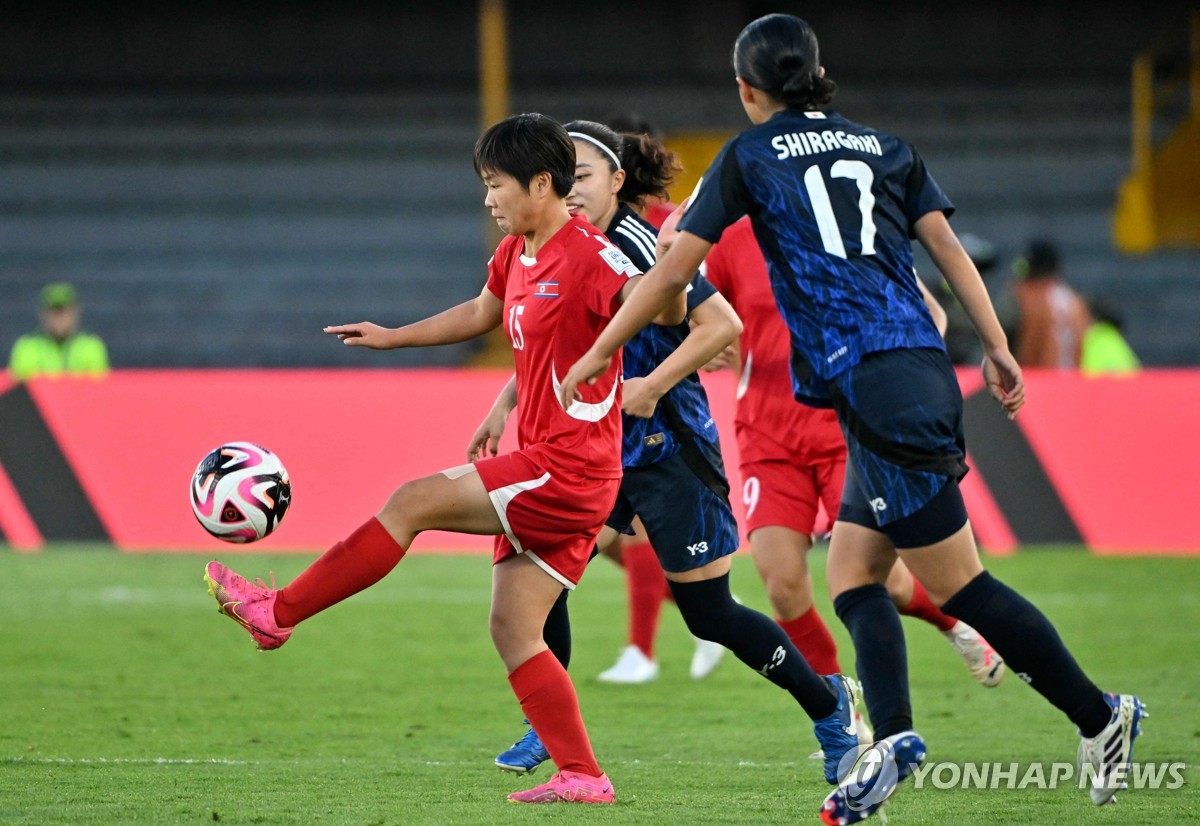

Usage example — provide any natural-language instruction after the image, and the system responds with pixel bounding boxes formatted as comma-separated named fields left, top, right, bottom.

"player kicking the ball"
left=204, top=112, right=689, bottom=805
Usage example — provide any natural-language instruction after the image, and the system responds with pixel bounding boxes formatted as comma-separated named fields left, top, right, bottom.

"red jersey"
left=703, top=217, right=844, bottom=466
left=486, top=215, right=638, bottom=479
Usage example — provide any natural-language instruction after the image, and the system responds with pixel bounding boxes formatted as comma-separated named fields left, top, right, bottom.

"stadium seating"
left=1, top=80, right=1196, bottom=367
left=0, top=92, right=487, bottom=367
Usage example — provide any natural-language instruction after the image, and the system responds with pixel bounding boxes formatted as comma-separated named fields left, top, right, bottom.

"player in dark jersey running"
left=697, top=212, right=1005, bottom=691
left=559, top=16, right=1144, bottom=823
left=203, top=113, right=691, bottom=806
left=474, top=120, right=867, bottom=784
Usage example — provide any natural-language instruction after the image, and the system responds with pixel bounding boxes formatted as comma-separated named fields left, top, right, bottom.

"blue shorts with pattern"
left=607, top=451, right=740, bottom=574
left=831, top=347, right=968, bottom=528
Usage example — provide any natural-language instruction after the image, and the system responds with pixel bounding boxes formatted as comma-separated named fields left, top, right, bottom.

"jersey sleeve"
left=685, top=270, right=717, bottom=315
left=484, top=239, right=512, bottom=300
left=903, top=145, right=955, bottom=236
left=586, top=243, right=641, bottom=319
left=677, top=136, right=749, bottom=243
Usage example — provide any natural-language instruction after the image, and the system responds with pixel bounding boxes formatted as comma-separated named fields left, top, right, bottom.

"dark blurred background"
left=1, top=0, right=1196, bottom=367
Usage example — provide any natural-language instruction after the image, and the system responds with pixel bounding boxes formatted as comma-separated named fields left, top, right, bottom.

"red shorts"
left=474, top=450, right=619, bottom=588
left=738, top=457, right=846, bottom=537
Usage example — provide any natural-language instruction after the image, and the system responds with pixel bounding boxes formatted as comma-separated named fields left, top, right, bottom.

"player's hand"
left=982, top=348, right=1024, bottom=420
left=467, top=410, right=508, bottom=462
left=557, top=350, right=612, bottom=410
left=621, top=376, right=662, bottom=419
left=323, top=322, right=393, bottom=348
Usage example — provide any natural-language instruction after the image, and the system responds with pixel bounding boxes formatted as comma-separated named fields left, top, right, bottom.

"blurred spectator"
left=938, top=233, right=1020, bottom=365
left=1080, top=295, right=1141, bottom=376
left=1012, top=238, right=1091, bottom=369
left=7, top=282, right=109, bottom=380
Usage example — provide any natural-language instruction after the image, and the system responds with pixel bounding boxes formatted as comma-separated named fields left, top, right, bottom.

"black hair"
left=564, top=119, right=681, bottom=208
left=473, top=113, right=575, bottom=198
left=602, top=111, right=657, bottom=138
left=1023, top=238, right=1061, bottom=279
left=733, top=14, right=836, bottom=110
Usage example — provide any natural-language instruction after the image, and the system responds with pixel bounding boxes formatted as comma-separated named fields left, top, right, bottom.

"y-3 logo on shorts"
left=869, top=497, right=888, bottom=513
left=686, top=541, right=709, bottom=556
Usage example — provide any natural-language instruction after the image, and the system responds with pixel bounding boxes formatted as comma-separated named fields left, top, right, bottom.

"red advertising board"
left=1, top=368, right=1197, bottom=554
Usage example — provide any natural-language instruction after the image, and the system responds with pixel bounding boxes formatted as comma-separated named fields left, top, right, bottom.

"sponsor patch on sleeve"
left=599, top=246, right=641, bottom=277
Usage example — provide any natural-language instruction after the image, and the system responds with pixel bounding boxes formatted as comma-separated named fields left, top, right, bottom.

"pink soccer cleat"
left=506, top=770, right=615, bottom=804
left=944, top=620, right=1006, bottom=687
left=204, top=561, right=293, bottom=651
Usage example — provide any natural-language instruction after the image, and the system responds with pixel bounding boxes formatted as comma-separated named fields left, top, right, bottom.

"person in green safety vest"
left=7, top=282, right=109, bottom=381
left=1081, top=294, right=1141, bottom=376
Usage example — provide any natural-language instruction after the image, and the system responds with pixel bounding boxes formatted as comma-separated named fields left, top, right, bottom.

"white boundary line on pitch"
left=1, top=757, right=252, bottom=765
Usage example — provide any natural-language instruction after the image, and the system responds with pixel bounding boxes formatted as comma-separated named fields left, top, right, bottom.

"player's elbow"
left=660, top=299, right=688, bottom=326
left=726, top=310, right=744, bottom=340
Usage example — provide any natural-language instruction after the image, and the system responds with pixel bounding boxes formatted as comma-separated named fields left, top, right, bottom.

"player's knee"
left=760, top=569, right=812, bottom=612
left=669, top=576, right=739, bottom=643
left=378, top=480, right=426, bottom=529
left=487, top=605, right=521, bottom=653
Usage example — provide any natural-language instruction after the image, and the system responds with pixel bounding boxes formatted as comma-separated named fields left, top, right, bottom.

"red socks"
left=623, top=541, right=667, bottom=658
left=274, top=517, right=406, bottom=628
left=778, top=606, right=842, bottom=676
left=900, top=578, right=958, bottom=632
left=508, top=650, right=601, bottom=776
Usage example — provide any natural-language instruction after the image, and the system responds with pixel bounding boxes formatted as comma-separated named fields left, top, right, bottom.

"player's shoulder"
left=491, top=232, right=523, bottom=265
left=609, top=206, right=659, bottom=271
left=561, top=215, right=642, bottom=278
left=557, top=214, right=606, bottom=251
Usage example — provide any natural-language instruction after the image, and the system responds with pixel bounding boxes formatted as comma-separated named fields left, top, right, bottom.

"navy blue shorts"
left=607, top=451, right=740, bottom=574
left=831, top=348, right=969, bottom=544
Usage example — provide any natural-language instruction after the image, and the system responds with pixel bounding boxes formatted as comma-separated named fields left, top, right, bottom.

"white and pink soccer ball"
left=190, top=442, right=291, bottom=543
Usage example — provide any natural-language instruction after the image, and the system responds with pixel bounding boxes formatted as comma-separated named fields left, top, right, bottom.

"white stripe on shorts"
left=486, top=471, right=574, bottom=589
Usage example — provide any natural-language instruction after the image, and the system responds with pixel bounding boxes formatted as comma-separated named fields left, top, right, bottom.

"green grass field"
left=1, top=546, right=1197, bottom=825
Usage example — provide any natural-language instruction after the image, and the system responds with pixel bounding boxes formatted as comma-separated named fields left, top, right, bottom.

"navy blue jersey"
left=604, top=204, right=722, bottom=469
left=678, top=109, right=952, bottom=405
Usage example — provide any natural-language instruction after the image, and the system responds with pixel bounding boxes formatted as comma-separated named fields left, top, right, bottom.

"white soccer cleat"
left=689, top=636, right=727, bottom=680
left=597, top=645, right=659, bottom=684
left=1078, top=693, right=1146, bottom=806
left=944, top=620, right=1006, bottom=687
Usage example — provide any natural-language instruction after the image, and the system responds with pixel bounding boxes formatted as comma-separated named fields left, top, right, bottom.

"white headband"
left=568, top=131, right=622, bottom=170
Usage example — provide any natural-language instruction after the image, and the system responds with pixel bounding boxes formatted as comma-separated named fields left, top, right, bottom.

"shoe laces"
left=253, top=571, right=279, bottom=590
left=515, top=727, right=543, bottom=749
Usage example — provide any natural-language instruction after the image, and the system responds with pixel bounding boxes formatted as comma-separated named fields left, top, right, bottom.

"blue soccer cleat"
left=820, top=730, right=926, bottom=825
left=1078, top=693, right=1146, bottom=805
left=812, top=674, right=862, bottom=784
left=495, top=721, right=550, bottom=775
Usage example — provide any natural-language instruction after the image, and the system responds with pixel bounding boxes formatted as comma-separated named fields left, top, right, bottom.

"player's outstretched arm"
left=468, top=373, right=517, bottom=461
left=560, top=231, right=712, bottom=409
left=622, top=290, right=742, bottom=419
left=325, top=286, right=504, bottom=350
left=915, top=211, right=1023, bottom=418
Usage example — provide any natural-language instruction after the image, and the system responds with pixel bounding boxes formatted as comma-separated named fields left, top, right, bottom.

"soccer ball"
left=190, top=442, right=292, bottom=543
